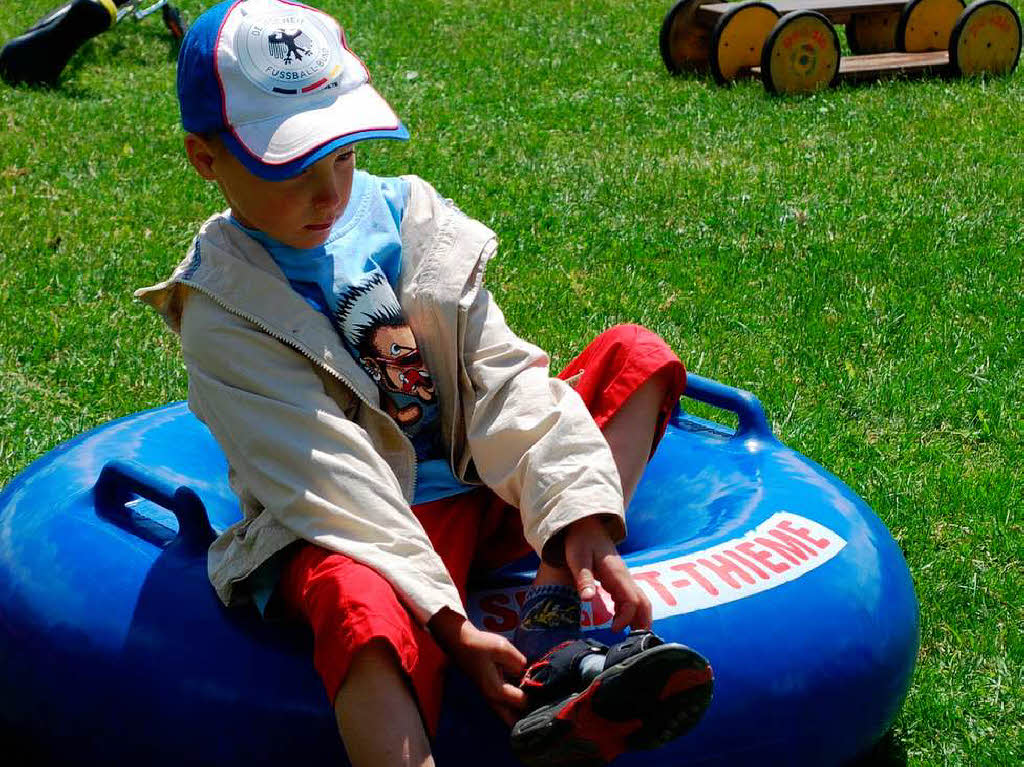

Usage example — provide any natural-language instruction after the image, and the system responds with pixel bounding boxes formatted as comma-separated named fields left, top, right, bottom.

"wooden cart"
left=659, top=0, right=1022, bottom=93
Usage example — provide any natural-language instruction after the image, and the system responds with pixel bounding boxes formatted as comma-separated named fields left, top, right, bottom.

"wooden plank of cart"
left=659, top=0, right=1022, bottom=93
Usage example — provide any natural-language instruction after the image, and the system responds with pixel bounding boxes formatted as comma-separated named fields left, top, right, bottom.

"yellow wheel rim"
left=764, top=12, right=840, bottom=94
left=95, top=0, right=117, bottom=24
left=711, top=3, right=781, bottom=83
left=901, top=0, right=966, bottom=51
left=661, top=0, right=715, bottom=72
left=951, top=0, right=1022, bottom=75
left=848, top=11, right=901, bottom=53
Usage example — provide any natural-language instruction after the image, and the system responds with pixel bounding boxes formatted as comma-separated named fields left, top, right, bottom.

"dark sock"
left=513, top=584, right=582, bottom=663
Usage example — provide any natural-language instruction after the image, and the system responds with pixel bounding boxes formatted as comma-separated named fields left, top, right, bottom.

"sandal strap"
left=519, top=638, right=607, bottom=708
left=602, top=629, right=664, bottom=669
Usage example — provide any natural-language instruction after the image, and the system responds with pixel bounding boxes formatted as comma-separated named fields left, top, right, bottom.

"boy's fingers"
left=485, top=667, right=526, bottom=711
left=597, top=555, right=643, bottom=632
left=483, top=679, right=524, bottom=726
left=496, top=642, right=527, bottom=675
left=632, top=589, right=653, bottom=630
left=565, top=548, right=597, bottom=601
left=494, top=706, right=516, bottom=727
left=601, top=578, right=634, bottom=632
left=576, top=567, right=596, bottom=601
left=493, top=697, right=523, bottom=727
left=500, top=681, right=527, bottom=708
left=610, top=593, right=637, bottom=632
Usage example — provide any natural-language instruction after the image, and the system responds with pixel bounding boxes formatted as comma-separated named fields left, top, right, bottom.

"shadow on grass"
left=846, top=729, right=909, bottom=767
left=102, top=23, right=183, bottom=65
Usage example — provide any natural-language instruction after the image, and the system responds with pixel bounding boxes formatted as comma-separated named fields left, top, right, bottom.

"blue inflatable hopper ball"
left=0, top=374, right=918, bottom=766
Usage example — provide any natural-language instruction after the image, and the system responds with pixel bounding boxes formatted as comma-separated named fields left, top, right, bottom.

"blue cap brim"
left=221, top=123, right=410, bottom=181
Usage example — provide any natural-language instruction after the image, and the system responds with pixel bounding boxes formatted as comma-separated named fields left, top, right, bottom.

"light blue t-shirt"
left=231, top=171, right=477, bottom=613
left=231, top=170, right=474, bottom=507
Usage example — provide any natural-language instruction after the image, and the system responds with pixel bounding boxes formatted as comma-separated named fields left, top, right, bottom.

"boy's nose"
left=308, top=159, right=345, bottom=209
left=312, top=174, right=342, bottom=210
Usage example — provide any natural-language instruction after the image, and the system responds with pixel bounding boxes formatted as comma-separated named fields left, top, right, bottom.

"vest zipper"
left=182, top=280, right=419, bottom=498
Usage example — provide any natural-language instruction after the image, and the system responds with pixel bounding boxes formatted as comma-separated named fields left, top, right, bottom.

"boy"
left=137, top=1, right=713, bottom=765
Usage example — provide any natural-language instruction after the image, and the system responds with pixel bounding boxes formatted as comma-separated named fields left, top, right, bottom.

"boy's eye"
left=336, top=150, right=355, bottom=163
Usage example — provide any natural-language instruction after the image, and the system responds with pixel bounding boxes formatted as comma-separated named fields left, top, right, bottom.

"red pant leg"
left=278, top=544, right=448, bottom=733
left=559, top=324, right=686, bottom=450
left=476, top=325, right=687, bottom=566
left=277, top=492, right=490, bottom=736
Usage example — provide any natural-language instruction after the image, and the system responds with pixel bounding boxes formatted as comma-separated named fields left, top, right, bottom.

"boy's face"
left=186, top=135, right=355, bottom=249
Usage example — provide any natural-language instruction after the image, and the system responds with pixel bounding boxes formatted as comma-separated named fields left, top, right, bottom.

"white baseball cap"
left=177, top=0, right=408, bottom=180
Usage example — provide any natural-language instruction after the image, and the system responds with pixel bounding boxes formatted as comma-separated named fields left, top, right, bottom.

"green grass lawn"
left=1, top=0, right=1021, bottom=763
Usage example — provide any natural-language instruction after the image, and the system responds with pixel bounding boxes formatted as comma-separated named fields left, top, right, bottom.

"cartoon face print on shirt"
left=335, top=272, right=436, bottom=429
left=361, top=323, right=435, bottom=403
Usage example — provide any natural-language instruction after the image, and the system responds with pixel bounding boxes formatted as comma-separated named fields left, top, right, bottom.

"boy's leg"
left=601, top=366, right=677, bottom=508
left=334, top=638, right=434, bottom=767
left=278, top=544, right=450, bottom=764
left=278, top=493, right=498, bottom=762
left=559, top=323, right=686, bottom=509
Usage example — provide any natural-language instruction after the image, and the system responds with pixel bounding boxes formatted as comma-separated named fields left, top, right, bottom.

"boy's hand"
left=429, top=608, right=527, bottom=726
left=563, top=516, right=653, bottom=633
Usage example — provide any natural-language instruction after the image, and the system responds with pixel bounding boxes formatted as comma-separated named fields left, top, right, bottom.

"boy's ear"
left=184, top=133, right=219, bottom=181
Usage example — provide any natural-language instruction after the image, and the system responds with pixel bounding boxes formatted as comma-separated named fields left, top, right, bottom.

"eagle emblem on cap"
left=267, top=28, right=312, bottom=65
left=233, top=7, right=347, bottom=96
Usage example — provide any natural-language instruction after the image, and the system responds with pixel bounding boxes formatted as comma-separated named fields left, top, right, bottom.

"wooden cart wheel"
left=710, top=1, right=781, bottom=84
left=949, top=0, right=1022, bottom=75
left=898, top=0, right=966, bottom=51
left=847, top=11, right=901, bottom=53
left=761, top=10, right=841, bottom=93
left=660, top=0, right=716, bottom=73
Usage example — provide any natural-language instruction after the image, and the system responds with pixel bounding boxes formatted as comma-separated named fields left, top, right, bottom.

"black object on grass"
left=0, top=0, right=187, bottom=86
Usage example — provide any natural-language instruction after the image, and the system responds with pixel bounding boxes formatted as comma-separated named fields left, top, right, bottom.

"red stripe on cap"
left=301, top=78, right=327, bottom=93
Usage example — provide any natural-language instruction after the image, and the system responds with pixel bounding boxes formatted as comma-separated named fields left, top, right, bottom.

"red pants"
left=278, top=325, right=686, bottom=733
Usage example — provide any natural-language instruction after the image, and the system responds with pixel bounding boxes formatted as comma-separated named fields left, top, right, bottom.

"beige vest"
left=135, top=176, right=624, bottom=624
